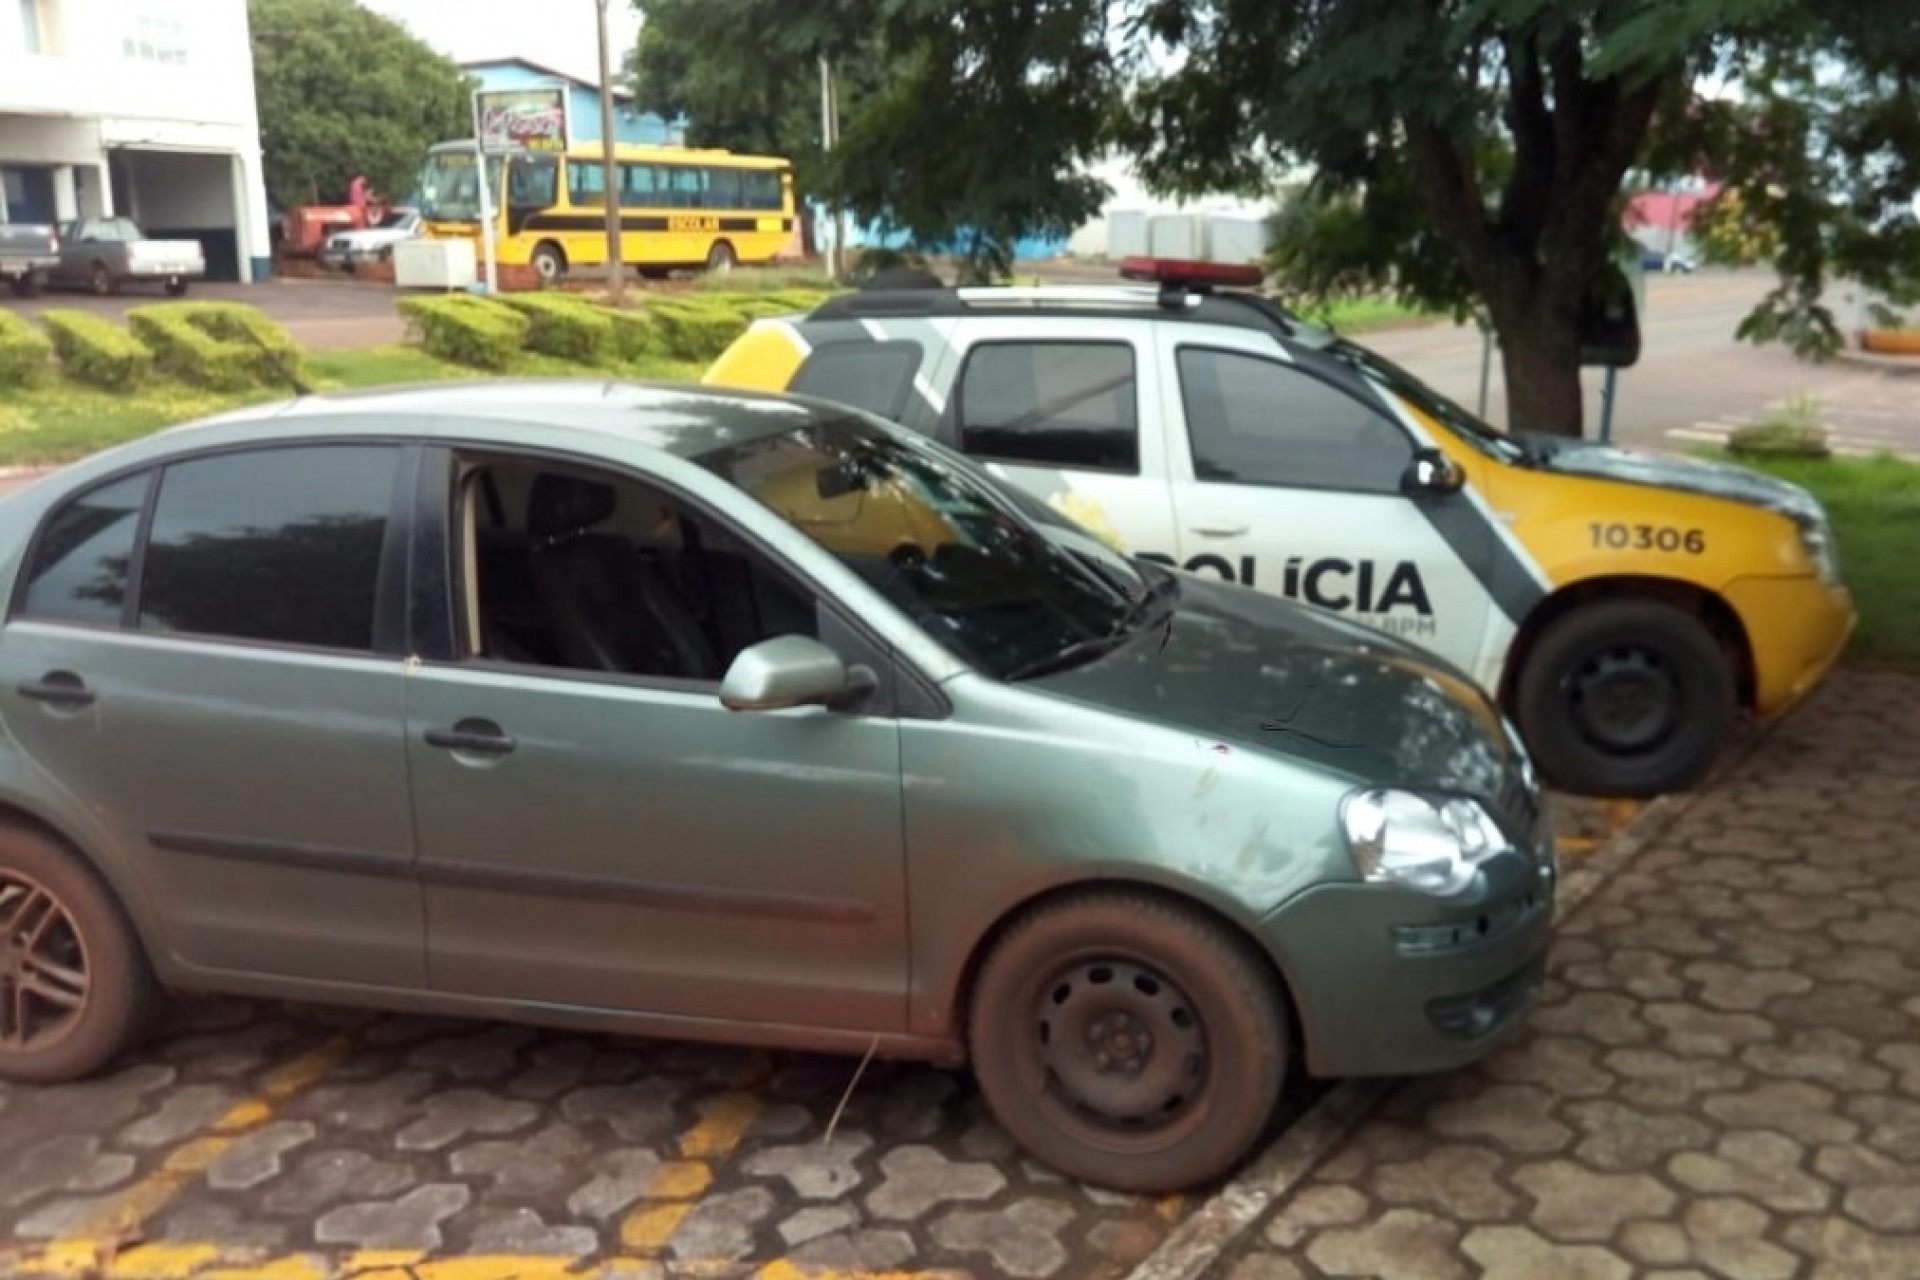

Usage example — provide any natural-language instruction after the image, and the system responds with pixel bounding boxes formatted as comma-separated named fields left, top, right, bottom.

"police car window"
left=956, top=342, right=1138, bottom=474
left=1178, top=348, right=1410, bottom=492
left=790, top=343, right=920, bottom=420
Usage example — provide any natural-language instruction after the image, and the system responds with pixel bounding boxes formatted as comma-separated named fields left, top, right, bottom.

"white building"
left=1, top=0, right=272, bottom=282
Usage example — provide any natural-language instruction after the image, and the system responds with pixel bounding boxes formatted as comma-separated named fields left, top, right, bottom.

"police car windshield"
left=699, top=416, right=1159, bottom=680
left=1328, top=340, right=1530, bottom=464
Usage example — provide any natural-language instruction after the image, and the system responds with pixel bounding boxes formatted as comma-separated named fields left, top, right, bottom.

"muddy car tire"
left=969, top=889, right=1288, bottom=1193
left=1516, top=597, right=1735, bottom=798
left=0, top=828, right=157, bottom=1084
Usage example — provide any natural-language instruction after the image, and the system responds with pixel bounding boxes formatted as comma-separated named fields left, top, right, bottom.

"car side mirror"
left=1402, top=447, right=1465, bottom=496
left=719, top=635, right=873, bottom=712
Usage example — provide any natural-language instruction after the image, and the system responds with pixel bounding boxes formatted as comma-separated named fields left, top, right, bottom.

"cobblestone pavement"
left=1217, top=668, right=1920, bottom=1280
left=0, top=782, right=1658, bottom=1277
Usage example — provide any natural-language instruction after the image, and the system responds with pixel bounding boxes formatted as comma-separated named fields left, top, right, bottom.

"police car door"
left=938, top=316, right=1179, bottom=562
left=1156, top=325, right=1492, bottom=670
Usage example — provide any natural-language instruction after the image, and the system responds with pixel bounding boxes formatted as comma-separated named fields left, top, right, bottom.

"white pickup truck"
left=0, top=220, right=61, bottom=296
left=49, top=216, right=205, bottom=296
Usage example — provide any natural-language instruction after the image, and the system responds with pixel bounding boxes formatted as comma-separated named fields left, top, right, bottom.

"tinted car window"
left=138, top=446, right=399, bottom=651
left=956, top=342, right=1138, bottom=473
left=1178, top=347, right=1411, bottom=492
left=18, top=471, right=152, bottom=627
left=790, top=343, right=920, bottom=420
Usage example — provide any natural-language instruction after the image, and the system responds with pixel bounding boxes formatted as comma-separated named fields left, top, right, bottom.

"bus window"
left=568, top=160, right=607, bottom=207
left=509, top=156, right=557, bottom=210
left=707, top=169, right=743, bottom=210
left=619, top=163, right=659, bottom=208
left=742, top=170, right=781, bottom=211
left=661, top=165, right=705, bottom=208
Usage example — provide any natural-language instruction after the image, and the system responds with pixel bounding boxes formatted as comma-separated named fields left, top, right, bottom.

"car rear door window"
left=16, top=471, right=152, bottom=628
left=137, top=445, right=400, bottom=651
left=1177, top=347, right=1411, bottom=492
left=956, top=342, right=1138, bottom=473
left=789, top=342, right=921, bottom=420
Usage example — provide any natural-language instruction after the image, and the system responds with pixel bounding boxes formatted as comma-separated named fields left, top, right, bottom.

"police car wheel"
left=1516, top=597, right=1735, bottom=798
left=968, top=889, right=1288, bottom=1193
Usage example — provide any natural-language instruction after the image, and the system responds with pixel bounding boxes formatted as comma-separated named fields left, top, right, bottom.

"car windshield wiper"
left=1004, top=568, right=1180, bottom=682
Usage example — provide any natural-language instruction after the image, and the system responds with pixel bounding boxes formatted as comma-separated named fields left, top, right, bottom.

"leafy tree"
left=1649, top=0, right=1920, bottom=350
left=633, top=0, right=1920, bottom=434
left=248, top=0, right=473, bottom=208
left=626, top=1, right=1118, bottom=280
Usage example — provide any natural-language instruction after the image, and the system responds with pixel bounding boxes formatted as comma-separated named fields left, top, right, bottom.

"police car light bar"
left=1118, top=256, right=1266, bottom=292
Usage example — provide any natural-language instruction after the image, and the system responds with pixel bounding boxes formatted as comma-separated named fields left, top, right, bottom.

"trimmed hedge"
left=39, top=310, right=154, bottom=389
left=398, top=295, right=530, bottom=370
left=0, top=310, right=54, bottom=388
left=126, top=306, right=257, bottom=391
left=644, top=296, right=754, bottom=362
left=156, top=301, right=308, bottom=386
left=498, top=294, right=618, bottom=364
left=603, top=307, right=664, bottom=361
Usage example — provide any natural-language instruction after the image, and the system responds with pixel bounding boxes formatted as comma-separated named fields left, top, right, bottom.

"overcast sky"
left=358, top=0, right=645, bottom=86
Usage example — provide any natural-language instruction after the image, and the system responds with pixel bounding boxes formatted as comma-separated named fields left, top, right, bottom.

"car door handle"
left=1188, top=523, right=1249, bottom=539
left=17, top=672, right=94, bottom=708
left=423, top=722, right=516, bottom=756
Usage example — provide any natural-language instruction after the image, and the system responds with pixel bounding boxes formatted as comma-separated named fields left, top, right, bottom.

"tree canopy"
left=248, top=0, right=472, bottom=209
left=630, top=0, right=1920, bottom=435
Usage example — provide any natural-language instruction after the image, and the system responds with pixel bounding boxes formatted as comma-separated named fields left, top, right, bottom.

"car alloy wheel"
left=0, top=872, right=89, bottom=1053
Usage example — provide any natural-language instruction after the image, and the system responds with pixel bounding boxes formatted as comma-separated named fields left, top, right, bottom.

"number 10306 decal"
left=1589, top=522, right=1706, bottom=554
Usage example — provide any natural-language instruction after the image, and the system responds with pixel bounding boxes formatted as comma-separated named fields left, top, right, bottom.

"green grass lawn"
left=0, top=347, right=707, bottom=468
left=1734, top=452, right=1920, bottom=666
left=1294, top=295, right=1440, bottom=334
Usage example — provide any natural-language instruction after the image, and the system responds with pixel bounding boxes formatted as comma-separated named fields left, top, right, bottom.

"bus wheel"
left=705, top=241, right=736, bottom=274
left=531, top=242, right=567, bottom=283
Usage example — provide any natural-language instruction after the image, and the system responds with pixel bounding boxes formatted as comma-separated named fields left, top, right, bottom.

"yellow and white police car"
left=704, top=258, right=1855, bottom=797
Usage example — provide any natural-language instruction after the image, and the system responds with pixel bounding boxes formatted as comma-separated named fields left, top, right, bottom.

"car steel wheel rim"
left=0, top=872, right=89, bottom=1052
left=1035, top=960, right=1206, bottom=1131
left=1570, top=646, right=1679, bottom=753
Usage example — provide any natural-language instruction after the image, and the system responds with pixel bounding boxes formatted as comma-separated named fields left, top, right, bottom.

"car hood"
left=335, top=228, right=412, bottom=246
left=1030, top=574, right=1521, bottom=800
left=1521, top=435, right=1824, bottom=523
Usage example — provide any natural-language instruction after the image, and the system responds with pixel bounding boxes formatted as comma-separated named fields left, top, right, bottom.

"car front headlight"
left=1340, top=789, right=1513, bottom=897
left=1793, top=512, right=1840, bottom=585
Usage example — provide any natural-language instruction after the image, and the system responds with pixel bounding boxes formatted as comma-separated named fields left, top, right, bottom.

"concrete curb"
left=0, top=465, right=55, bottom=481
left=1118, top=789, right=1704, bottom=1280
left=1832, top=348, right=1920, bottom=378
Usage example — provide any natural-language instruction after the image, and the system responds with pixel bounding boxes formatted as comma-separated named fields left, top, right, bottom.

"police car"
left=704, top=258, right=1855, bottom=797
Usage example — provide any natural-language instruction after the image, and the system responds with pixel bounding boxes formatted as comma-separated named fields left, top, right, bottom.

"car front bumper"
left=1259, top=837, right=1556, bottom=1077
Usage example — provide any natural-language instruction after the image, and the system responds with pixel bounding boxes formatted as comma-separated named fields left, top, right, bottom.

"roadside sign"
left=474, top=86, right=570, bottom=155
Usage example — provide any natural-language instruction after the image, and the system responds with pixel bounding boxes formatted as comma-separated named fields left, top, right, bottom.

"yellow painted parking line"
left=61, top=1018, right=377, bottom=1244
left=618, top=1054, right=774, bottom=1254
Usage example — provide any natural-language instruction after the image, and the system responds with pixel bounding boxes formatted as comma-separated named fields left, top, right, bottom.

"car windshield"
left=698, top=415, right=1165, bottom=680
left=1328, top=338, right=1530, bottom=464
left=414, top=151, right=502, bottom=222
left=377, top=209, right=416, bottom=229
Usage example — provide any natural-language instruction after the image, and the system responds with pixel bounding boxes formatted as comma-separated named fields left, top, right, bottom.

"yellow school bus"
left=412, top=140, right=796, bottom=280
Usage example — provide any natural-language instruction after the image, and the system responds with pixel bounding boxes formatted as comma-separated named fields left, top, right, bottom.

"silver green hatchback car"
left=0, top=381, right=1554, bottom=1191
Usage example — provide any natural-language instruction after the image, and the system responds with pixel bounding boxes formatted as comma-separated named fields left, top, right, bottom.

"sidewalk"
left=1213, top=668, right=1920, bottom=1279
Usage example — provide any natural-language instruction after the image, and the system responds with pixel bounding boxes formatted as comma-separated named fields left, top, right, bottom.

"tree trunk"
left=1491, top=285, right=1587, bottom=438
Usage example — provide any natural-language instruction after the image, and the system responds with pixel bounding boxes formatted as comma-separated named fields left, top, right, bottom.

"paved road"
left=1216, top=668, right=1920, bottom=1280
left=1362, top=272, right=1919, bottom=458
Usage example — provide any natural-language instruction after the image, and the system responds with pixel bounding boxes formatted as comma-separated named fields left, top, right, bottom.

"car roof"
left=804, top=284, right=1319, bottom=345
left=183, top=378, right=835, bottom=460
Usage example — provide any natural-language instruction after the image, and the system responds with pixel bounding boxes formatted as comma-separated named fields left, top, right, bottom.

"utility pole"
left=819, top=55, right=841, bottom=282
left=596, top=0, right=625, bottom=302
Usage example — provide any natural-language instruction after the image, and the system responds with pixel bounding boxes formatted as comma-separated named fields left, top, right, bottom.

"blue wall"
left=466, top=62, right=683, bottom=148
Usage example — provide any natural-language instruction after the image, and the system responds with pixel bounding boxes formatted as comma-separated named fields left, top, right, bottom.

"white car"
left=321, top=208, right=423, bottom=269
